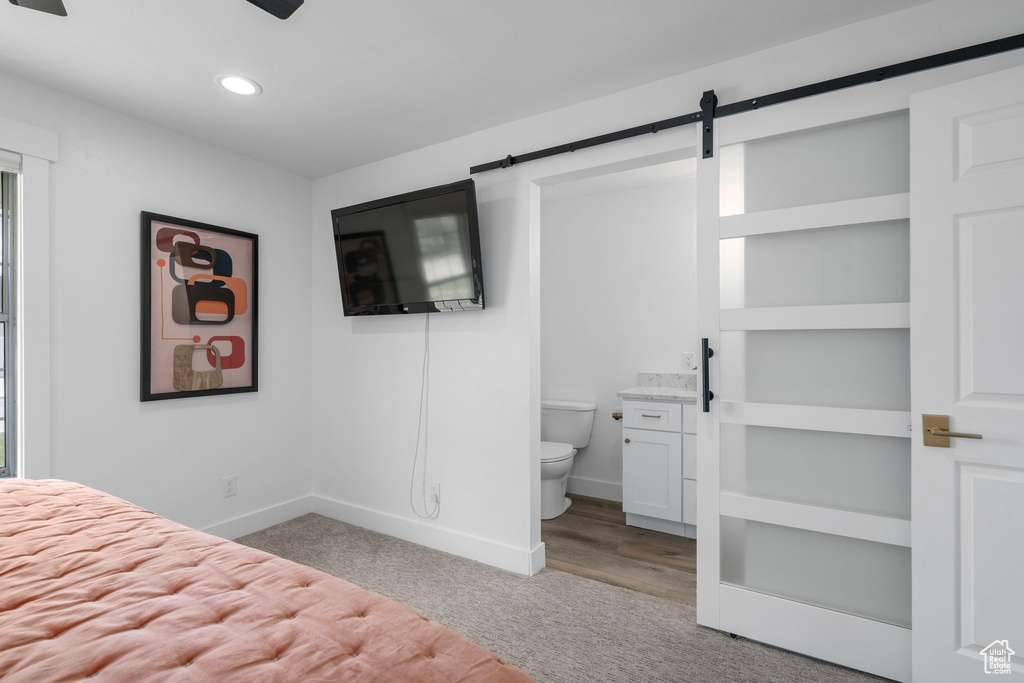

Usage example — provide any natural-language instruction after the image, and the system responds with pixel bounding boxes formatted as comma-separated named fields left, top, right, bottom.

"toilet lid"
left=541, top=441, right=575, bottom=463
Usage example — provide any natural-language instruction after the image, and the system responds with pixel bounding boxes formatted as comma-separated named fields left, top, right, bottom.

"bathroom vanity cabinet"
left=620, top=397, right=697, bottom=538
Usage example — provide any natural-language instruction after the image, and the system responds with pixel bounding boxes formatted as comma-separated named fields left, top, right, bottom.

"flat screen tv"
left=331, top=179, right=484, bottom=316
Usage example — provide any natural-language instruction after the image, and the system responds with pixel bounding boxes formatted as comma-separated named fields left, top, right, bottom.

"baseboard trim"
left=312, top=495, right=535, bottom=575
left=567, top=475, right=622, bottom=502
left=201, top=495, right=314, bottom=540
left=529, top=541, right=546, bottom=575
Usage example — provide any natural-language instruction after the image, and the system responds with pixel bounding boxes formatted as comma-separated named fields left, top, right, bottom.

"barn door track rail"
left=469, top=31, right=1024, bottom=174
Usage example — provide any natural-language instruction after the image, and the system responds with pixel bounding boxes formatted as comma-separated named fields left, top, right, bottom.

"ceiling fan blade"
left=9, top=0, right=68, bottom=16
left=245, top=0, right=303, bottom=20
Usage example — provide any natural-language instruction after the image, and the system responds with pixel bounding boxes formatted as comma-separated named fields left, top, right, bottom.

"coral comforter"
left=0, top=479, right=535, bottom=682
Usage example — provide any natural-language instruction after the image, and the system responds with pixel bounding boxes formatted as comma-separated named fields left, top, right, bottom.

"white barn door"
left=911, top=63, right=1024, bottom=682
left=696, top=91, right=916, bottom=682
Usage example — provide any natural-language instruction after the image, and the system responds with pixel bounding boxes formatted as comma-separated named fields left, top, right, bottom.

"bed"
left=0, top=479, right=536, bottom=682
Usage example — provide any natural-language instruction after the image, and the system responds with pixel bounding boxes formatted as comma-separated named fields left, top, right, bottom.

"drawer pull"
left=624, top=438, right=631, bottom=444
left=641, top=414, right=661, bottom=419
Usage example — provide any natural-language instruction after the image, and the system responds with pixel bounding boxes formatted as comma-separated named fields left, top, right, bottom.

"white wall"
left=541, top=175, right=696, bottom=501
left=0, top=72, right=314, bottom=535
left=310, top=165, right=538, bottom=570
left=3, top=0, right=1022, bottom=575
left=309, top=0, right=1024, bottom=574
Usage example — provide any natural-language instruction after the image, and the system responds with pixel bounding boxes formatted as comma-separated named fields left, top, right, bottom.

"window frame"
left=0, top=167, right=15, bottom=478
left=0, top=115, right=56, bottom=481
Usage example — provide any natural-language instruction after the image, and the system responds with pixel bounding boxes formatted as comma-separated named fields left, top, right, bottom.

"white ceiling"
left=0, top=0, right=931, bottom=179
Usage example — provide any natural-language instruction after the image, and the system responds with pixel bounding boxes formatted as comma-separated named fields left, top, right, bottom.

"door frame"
left=522, top=134, right=702, bottom=569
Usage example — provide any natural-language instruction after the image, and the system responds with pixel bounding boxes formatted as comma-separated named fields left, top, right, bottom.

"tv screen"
left=331, top=179, right=484, bottom=316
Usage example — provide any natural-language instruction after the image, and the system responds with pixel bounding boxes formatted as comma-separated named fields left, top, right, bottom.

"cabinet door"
left=622, top=428, right=682, bottom=522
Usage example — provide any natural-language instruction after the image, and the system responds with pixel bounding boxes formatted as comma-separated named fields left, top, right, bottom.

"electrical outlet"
left=683, top=352, right=697, bottom=370
left=222, top=475, right=237, bottom=498
left=428, top=480, right=441, bottom=505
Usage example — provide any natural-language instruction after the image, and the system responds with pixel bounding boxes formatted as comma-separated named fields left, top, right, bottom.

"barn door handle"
left=702, top=337, right=714, bottom=413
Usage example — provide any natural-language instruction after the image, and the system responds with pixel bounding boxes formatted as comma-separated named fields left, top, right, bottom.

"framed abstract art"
left=140, top=212, right=258, bottom=401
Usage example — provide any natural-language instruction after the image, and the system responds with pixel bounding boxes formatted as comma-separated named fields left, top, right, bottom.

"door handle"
left=928, top=428, right=982, bottom=439
left=923, top=414, right=983, bottom=447
left=701, top=337, right=714, bottom=413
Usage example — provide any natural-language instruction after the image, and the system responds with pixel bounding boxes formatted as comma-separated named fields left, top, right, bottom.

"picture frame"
left=140, top=212, right=258, bottom=401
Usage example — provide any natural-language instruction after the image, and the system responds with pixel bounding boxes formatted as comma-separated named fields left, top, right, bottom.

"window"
left=0, top=170, right=14, bottom=477
left=414, top=215, right=471, bottom=301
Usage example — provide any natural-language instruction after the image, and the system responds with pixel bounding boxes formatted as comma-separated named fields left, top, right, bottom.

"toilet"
left=540, top=399, right=597, bottom=520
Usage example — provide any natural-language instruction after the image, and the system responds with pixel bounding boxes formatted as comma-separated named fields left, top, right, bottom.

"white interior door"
left=696, top=89, right=915, bottom=683
left=911, top=63, right=1024, bottom=682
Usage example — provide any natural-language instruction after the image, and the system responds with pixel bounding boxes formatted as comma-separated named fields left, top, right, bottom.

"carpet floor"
left=237, top=513, right=886, bottom=683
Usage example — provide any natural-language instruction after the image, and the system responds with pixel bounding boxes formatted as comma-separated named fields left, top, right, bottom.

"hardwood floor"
left=541, top=493, right=697, bottom=607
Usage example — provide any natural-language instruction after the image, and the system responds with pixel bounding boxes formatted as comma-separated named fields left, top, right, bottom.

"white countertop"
left=616, top=385, right=698, bottom=402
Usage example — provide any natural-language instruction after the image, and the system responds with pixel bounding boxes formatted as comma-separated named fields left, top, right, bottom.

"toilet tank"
left=541, top=400, right=597, bottom=448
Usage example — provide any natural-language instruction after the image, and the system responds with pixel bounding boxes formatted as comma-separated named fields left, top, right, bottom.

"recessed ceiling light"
left=216, top=74, right=262, bottom=96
